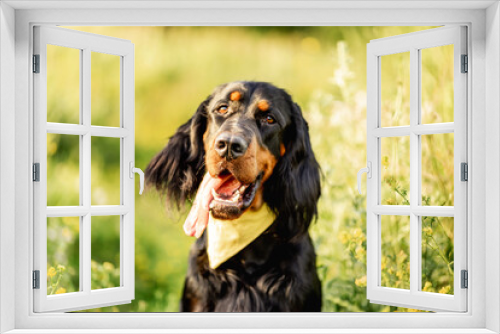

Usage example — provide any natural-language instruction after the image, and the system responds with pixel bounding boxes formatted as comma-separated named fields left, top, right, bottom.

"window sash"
left=366, top=26, right=468, bottom=312
left=33, top=25, right=135, bottom=313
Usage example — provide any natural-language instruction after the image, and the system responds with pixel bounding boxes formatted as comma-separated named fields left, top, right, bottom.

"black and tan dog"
left=146, top=81, right=322, bottom=312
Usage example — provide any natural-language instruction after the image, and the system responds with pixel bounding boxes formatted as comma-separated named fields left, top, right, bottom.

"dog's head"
left=146, top=81, right=321, bottom=239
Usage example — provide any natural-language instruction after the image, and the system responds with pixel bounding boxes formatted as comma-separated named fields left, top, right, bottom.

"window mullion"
left=409, top=47, right=421, bottom=294
left=81, top=47, right=92, bottom=294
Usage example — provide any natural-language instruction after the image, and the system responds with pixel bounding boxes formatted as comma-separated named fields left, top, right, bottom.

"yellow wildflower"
left=439, top=285, right=451, bottom=294
left=352, top=228, right=363, bottom=239
left=381, top=156, right=390, bottom=169
left=355, top=275, right=367, bottom=287
left=381, top=257, right=387, bottom=270
left=47, top=141, right=58, bottom=156
left=103, top=262, right=115, bottom=271
left=338, top=231, right=350, bottom=244
left=423, top=281, right=433, bottom=292
left=397, top=250, right=408, bottom=264
left=55, top=287, right=66, bottom=294
left=355, top=247, right=366, bottom=261
left=423, top=226, right=433, bottom=235
left=47, top=267, right=57, bottom=278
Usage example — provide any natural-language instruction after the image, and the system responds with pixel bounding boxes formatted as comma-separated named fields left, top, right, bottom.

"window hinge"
left=33, top=163, right=40, bottom=182
left=33, top=270, right=40, bottom=289
left=461, top=54, right=468, bottom=73
left=461, top=270, right=468, bottom=289
left=33, top=54, right=40, bottom=73
left=461, top=162, right=468, bottom=181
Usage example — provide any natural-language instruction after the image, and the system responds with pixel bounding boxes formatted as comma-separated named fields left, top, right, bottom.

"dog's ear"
left=264, top=101, right=321, bottom=240
left=145, top=97, right=210, bottom=208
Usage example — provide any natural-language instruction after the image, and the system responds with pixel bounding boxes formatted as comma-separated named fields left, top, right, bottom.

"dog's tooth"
left=231, top=192, right=240, bottom=201
left=211, top=188, right=218, bottom=199
left=209, top=202, right=215, bottom=209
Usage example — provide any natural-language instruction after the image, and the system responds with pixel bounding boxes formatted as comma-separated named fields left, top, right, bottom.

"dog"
left=145, top=81, right=322, bottom=312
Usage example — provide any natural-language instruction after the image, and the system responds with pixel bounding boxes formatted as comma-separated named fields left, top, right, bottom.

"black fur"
left=145, top=98, right=209, bottom=208
left=264, top=101, right=321, bottom=242
left=146, top=82, right=322, bottom=312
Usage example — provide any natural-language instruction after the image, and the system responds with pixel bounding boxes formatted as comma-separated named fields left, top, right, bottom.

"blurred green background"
left=45, top=26, right=455, bottom=312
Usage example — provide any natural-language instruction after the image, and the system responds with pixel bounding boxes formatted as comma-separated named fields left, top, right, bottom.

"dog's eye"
left=217, top=106, right=228, bottom=114
left=266, top=115, right=275, bottom=124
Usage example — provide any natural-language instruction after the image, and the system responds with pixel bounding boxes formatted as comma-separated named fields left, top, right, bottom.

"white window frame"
left=366, top=26, right=467, bottom=312
left=0, top=1, right=499, bottom=333
left=33, top=26, right=136, bottom=313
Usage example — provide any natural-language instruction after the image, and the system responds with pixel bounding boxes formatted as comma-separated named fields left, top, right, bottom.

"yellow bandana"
left=207, top=204, right=276, bottom=269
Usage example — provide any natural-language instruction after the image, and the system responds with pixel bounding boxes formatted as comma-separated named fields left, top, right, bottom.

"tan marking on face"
left=203, top=128, right=209, bottom=143
left=257, top=100, right=269, bottom=112
left=230, top=91, right=242, bottom=101
left=250, top=139, right=278, bottom=211
left=280, top=143, right=286, bottom=157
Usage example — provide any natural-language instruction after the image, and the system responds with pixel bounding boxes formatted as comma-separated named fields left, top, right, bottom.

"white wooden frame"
left=366, top=26, right=467, bottom=312
left=32, top=26, right=135, bottom=312
left=0, top=1, right=499, bottom=333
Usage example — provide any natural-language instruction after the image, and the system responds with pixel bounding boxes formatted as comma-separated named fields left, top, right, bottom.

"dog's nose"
left=214, top=133, right=248, bottom=159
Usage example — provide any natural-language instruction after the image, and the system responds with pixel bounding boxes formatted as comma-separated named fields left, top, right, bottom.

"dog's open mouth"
left=209, top=170, right=263, bottom=220
left=183, top=171, right=263, bottom=238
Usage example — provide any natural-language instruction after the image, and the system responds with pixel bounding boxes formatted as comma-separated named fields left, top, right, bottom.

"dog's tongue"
left=183, top=173, right=231, bottom=238
left=217, top=177, right=241, bottom=196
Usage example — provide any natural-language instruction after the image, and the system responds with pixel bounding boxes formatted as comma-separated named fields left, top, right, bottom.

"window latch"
left=129, top=162, right=144, bottom=195
left=357, top=162, right=372, bottom=195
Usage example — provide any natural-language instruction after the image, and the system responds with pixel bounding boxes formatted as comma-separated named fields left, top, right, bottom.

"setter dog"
left=146, top=81, right=322, bottom=312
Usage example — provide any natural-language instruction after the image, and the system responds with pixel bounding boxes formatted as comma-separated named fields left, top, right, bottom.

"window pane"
left=47, top=45, right=80, bottom=124
left=421, top=45, right=454, bottom=124
left=421, top=216, right=454, bottom=295
left=47, top=217, right=79, bottom=295
left=381, top=215, right=410, bottom=290
left=91, top=52, right=121, bottom=127
left=381, top=136, right=410, bottom=205
left=91, top=137, right=121, bottom=205
left=381, top=52, right=410, bottom=127
left=47, top=134, right=80, bottom=206
left=421, top=133, right=454, bottom=206
left=91, top=216, right=121, bottom=290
